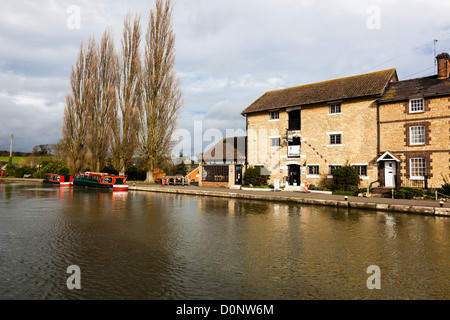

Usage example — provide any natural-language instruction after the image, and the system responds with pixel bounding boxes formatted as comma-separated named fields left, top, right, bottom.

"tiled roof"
left=202, top=136, right=246, bottom=162
left=379, top=75, right=450, bottom=103
left=241, top=69, right=397, bottom=115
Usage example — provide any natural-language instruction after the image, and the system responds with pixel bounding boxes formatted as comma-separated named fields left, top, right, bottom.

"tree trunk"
left=119, top=158, right=125, bottom=176
left=145, top=169, right=154, bottom=183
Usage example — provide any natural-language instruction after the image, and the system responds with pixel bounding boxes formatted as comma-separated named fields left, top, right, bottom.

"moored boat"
left=44, top=174, right=73, bottom=187
left=73, top=172, right=128, bottom=191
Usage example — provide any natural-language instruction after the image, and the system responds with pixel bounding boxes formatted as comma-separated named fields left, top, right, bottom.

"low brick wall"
left=201, top=181, right=229, bottom=188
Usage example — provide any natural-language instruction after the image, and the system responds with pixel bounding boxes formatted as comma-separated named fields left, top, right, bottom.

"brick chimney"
left=436, top=52, right=450, bottom=79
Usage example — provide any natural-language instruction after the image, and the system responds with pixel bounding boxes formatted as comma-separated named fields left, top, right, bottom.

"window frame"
left=327, top=164, right=342, bottom=178
left=409, top=98, right=425, bottom=113
left=308, top=165, right=319, bottom=175
left=269, top=136, right=281, bottom=148
left=202, top=165, right=229, bottom=182
left=353, top=165, right=368, bottom=177
left=409, top=157, right=426, bottom=180
left=329, top=134, right=342, bottom=145
left=269, top=110, right=280, bottom=121
left=329, top=103, right=342, bottom=115
left=409, top=125, right=426, bottom=145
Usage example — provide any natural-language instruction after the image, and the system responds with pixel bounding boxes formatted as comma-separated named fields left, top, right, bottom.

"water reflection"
left=0, top=183, right=449, bottom=300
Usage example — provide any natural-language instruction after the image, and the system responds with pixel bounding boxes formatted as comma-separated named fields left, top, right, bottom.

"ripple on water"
left=1, top=185, right=449, bottom=300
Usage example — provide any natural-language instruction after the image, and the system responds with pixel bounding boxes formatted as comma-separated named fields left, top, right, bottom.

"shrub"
left=15, top=166, right=36, bottom=178
left=42, top=163, right=56, bottom=174
left=440, top=183, right=450, bottom=196
left=20, top=159, right=72, bottom=178
left=332, top=165, right=360, bottom=191
left=424, top=189, right=436, bottom=200
left=309, top=184, right=332, bottom=191
left=175, top=162, right=188, bottom=176
left=243, top=166, right=269, bottom=186
left=125, top=166, right=146, bottom=181
left=332, top=190, right=356, bottom=196
left=57, top=165, right=70, bottom=176
left=439, top=174, right=450, bottom=196
left=5, top=158, right=15, bottom=176
left=332, top=187, right=373, bottom=196
left=393, top=187, right=424, bottom=199
left=31, top=162, right=56, bottom=179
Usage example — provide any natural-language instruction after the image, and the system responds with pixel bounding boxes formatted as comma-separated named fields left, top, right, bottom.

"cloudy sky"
left=1, top=0, right=450, bottom=156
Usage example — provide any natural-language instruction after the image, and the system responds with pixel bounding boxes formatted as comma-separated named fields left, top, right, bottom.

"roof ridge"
left=241, top=68, right=397, bottom=115
left=396, top=74, right=437, bottom=82
left=265, top=68, right=396, bottom=94
left=380, top=73, right=450, bottom=102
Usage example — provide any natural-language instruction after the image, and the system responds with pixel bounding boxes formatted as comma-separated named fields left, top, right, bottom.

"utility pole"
left=9, top=134, right=13, bottom=158
left=434, top=39, right=438, bottom=73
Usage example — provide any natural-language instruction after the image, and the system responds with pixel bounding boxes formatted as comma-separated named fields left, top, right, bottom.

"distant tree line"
left=2, top=143, right=158, bottom=181
left=0, top=144, right=54, bottom=158
left=60, top=0, right=182, bottom=183
left=0, top=150, right=31, bottom=157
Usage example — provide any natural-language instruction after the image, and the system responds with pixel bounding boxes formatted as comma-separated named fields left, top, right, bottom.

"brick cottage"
left=241, top=53, right=450, bottom=190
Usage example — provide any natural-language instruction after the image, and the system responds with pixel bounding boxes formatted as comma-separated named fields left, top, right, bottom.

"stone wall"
left=300, top=98, right=379, bottom=188
left=379, top=96, right=450, bottom=188
left=246, top=98, right=379, bottom=188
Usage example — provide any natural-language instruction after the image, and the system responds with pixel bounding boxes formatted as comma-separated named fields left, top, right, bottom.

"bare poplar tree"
left=111, top=14, right=142, bottom=175
left=61, top=38, right=98, bottom=173
left=86, top=29, right=117, bottom=172
left=140, top=0, right=183, bottom=182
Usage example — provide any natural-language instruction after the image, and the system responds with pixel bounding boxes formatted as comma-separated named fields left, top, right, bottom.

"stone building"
left=241, top=53, right=450, bottom=190
left=241, top=68, right=398, bottom=189
left=377, top=53, right=450, bottom=189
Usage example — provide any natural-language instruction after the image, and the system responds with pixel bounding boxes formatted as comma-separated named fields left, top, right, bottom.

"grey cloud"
left=0, top=97, right=63, bottom=151
left=2, top=0, right=450, bottom=153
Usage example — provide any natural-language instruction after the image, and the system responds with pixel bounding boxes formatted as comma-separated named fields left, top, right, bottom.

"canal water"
left=0, top=182, right=449, bottom=300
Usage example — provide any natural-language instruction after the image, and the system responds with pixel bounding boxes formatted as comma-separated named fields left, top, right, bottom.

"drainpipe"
left=245, top=115, right=248, bottom=170
left=376, top=103, right=381, bottom=185
left=376, top=103, right=380, bottom=155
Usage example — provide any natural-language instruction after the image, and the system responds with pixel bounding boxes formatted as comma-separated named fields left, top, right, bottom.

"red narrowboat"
left=44, top=174, right=73, bottom=187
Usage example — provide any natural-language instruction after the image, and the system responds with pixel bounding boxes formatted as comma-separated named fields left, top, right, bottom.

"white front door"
left=384, top=161, right=396, bottom=187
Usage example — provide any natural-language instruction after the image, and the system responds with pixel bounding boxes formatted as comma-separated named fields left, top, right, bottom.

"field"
left=0, top=157, right=28, bottom=164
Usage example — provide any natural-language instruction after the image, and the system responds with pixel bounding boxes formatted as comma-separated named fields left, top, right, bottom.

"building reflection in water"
left=1, top=184, right=449, bottom=300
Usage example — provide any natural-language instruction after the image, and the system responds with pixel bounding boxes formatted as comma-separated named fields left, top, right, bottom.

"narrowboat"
left=73, top=172, right=128, bottom=191
left=44, top=174, right=73, bottom=187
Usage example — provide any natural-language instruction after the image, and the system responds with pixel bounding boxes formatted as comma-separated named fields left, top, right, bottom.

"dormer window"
left=409, top=98, right=424, bottom=113
left=269, top=111, right=279, bottom=120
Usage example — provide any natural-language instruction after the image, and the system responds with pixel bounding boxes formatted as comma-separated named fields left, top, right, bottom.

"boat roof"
left=77, top=172, right=126, bottom=177
left=78, top=172, right=109, bottom=175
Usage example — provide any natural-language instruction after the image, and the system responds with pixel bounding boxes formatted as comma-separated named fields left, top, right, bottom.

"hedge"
left=393, top=187, right=424, bottom=199
left=243, top=166, right=269, bottom=186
